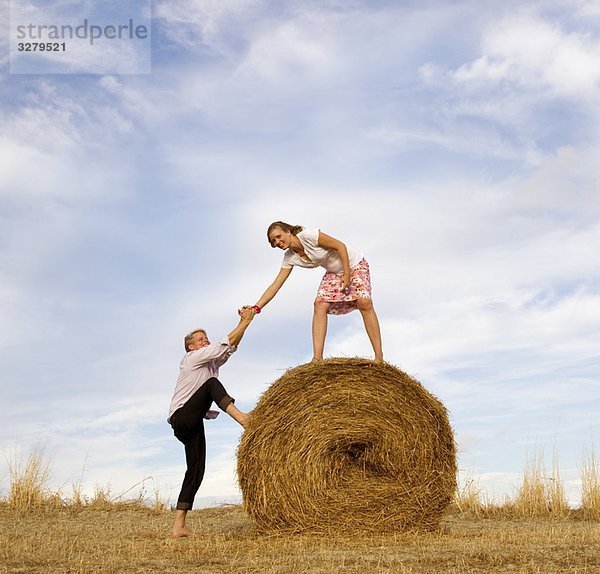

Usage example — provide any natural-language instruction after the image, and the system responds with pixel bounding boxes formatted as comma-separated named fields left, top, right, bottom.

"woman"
left=247, top=221, right=383, bottom=362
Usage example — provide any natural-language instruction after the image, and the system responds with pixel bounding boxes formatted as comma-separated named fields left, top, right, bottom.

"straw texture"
left=237, top=358, right=456, bottom=533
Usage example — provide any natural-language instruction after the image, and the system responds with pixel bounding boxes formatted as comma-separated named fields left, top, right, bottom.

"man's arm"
left=227, top=307, right=255, bottom=347
left=186, top=341, right=234, bottom=368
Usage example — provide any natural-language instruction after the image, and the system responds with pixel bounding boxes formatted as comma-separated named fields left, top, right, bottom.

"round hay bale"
left=237, top=358, right=457, bottom=533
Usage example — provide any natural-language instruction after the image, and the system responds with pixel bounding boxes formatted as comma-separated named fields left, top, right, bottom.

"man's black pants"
left=169, top=377, right=234, bottom=511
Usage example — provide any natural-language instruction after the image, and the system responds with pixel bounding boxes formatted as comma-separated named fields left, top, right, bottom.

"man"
left=167, top=306, right=255, bottom=537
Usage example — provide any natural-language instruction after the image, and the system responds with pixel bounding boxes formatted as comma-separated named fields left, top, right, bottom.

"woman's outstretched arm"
left=254, top=266, right=293, bottom=309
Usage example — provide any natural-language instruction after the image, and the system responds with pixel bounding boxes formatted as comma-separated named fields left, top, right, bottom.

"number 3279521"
left=18, top=42, right=66, bottom=52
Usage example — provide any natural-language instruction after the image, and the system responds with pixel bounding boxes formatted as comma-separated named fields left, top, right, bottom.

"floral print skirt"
left=315, top=258, right=372, bottom=315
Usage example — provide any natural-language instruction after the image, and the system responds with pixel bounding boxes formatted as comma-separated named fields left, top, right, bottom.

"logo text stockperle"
left=16, top=19, right=148, bottom=46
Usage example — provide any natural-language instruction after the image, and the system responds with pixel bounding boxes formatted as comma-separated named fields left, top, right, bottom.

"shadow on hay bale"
left=237, top=358, right=457, bottom=533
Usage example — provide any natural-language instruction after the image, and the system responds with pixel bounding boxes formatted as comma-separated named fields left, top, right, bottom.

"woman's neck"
left=290, top=235, right=302, bottom=251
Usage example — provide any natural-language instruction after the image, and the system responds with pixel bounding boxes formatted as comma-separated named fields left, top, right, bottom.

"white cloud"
left=0, top=82, right=138, bottom=201
left=366, top=122, right=539, bottom=163
left=450, top=12, right=600, bottom=99
left=233, top=17, right=337, bottom=89
left=576, top=0, right=600, bottom=17
left=415, top=8, right=600, bottom=165
left=155, top=0, right=264, bottom=54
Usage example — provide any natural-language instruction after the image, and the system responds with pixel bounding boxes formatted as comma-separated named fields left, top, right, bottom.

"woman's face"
left=269, top=227, right=291, bottom=250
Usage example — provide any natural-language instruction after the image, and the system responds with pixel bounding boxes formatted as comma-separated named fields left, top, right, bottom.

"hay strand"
left=237, top=358, right=457, bottom=533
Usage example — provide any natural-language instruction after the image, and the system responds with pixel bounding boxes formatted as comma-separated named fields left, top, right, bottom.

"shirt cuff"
left=222, top=336, right=237, bottom=352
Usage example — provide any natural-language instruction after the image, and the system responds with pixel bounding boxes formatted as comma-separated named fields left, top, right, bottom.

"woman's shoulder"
left=298, top=227, right=320, bottom=244
left=298, top=226, right=318, bottom=234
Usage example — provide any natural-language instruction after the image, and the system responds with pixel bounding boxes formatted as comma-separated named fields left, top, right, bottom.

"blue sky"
left=1, top=0, right=599, bottom=507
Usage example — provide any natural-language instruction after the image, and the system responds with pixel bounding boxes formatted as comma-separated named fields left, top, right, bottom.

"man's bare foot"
left=171, top=526, right=195, bottom=538
left=226, top=402, right=250, bottom=428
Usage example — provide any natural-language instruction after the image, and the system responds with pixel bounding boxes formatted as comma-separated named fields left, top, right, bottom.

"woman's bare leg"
left=357, top=298, right=383, bottom=362
left=312, top=301, right=330, bottom=360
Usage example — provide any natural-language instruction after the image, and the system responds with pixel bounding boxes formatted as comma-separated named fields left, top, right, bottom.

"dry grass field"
left=1, top=449, right=599, bottom=573
left=1, top=504, right=599, bottom=573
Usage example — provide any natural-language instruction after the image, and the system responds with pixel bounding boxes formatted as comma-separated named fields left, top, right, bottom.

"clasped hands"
left=238, top=305, right=260, bottom=319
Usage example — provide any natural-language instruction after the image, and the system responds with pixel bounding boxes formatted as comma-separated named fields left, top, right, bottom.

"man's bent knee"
left=206, top=378, right=234, bottom=411
left=357, top=297, right=374, bottom=312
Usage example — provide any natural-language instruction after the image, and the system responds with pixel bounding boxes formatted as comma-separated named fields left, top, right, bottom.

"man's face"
left=189, top=331, right=210, bottom=350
